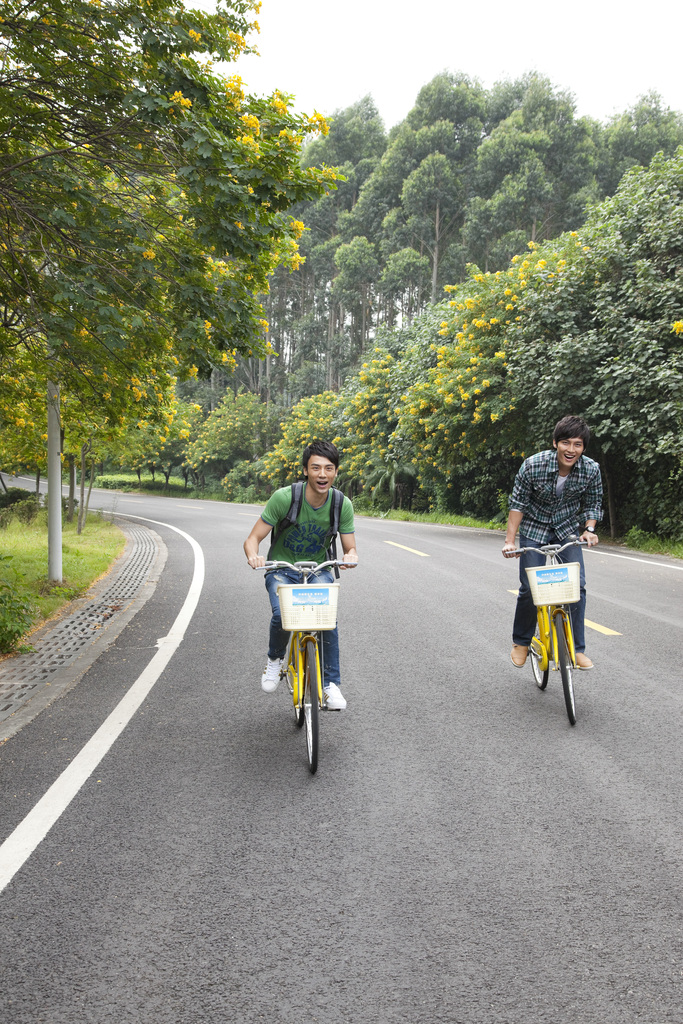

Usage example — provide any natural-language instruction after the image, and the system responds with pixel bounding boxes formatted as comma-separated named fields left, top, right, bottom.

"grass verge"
left=0, top=513, right=126, bottom=639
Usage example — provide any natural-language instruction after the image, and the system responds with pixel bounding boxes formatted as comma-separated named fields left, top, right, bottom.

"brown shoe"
left=511, top=645, right=528, bottom=668
left=576, top=653, right=594, bottom=670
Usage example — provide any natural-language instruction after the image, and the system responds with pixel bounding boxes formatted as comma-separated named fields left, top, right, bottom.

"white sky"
left=209, top=0, right=683, bottom=129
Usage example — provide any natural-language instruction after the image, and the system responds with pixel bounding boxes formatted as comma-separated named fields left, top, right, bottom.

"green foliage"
left=0, top=555, right=36, bottom=653
left=261, top=392, right=342, bottom=489
left=0, top=487, right=31, bottom=509
left=221, top=459, right=266, bottom=502
left=186, top=390, right=278, bottom=478
left=95, top=473, right=194, bottom=495
left=0, top=497, right=42, bottom=528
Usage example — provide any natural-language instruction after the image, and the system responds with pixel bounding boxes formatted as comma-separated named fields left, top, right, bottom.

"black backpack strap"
left=267, top=481, right=304, bottom=560
left=326, top=487, right=344, bottom=578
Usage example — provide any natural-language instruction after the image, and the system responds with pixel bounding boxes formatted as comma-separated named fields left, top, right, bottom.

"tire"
left=554, top=609, right=576, bottom=726
left=287, top=637, right=304, bottom=728
left=303, top=638, right=320, bottom=773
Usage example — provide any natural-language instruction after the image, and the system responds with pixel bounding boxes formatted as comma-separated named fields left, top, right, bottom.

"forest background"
left=2, top=0, right=682, bottom=552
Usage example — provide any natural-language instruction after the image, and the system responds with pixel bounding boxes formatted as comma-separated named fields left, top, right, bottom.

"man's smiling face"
left=304, top=456, right=337, bottom=502
left=554, top=436, right=585, bottom=474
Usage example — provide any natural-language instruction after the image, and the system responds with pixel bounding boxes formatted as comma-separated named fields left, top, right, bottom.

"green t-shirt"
left=262, top=485, right=355, bottom=564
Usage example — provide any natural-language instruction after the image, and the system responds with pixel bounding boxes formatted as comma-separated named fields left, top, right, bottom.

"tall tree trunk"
left=361, top=284, right=367, bottom=353
left=77, top=438, right=92, bottom=535
left=604, top=463, right=617, bottom=540
left=0, top=472, right=7, bottom=494
left=67, top=454, right=76, bottom=523
left=431, top=199, right=440, bottom=304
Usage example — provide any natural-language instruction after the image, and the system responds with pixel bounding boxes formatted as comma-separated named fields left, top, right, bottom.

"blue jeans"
left=264, top=568, right=340, bottom=687
left=513, top=533, right=587, bottom=654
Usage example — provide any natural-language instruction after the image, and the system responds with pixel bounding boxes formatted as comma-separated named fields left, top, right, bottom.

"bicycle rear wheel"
left=554, top=609, right=576, bottom=726
left=303, top=638, right=320, bottom=773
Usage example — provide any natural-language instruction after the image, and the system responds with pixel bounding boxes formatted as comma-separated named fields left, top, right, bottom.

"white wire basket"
left=277, top=583, right=339, bottom=630
left=526, top=562, right=581, bottom=606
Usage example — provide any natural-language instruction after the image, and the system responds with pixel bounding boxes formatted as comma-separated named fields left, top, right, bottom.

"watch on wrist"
left=585, top=526, right=595, bottom=533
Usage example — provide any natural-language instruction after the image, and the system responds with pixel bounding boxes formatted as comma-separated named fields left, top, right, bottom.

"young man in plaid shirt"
left=502, top=416, right=602, bottom=669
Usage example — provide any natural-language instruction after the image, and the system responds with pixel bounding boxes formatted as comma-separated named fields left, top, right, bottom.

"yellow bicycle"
left=262, top=559, right=344, bottom=774
left=514, top=538, right=587, bottom=726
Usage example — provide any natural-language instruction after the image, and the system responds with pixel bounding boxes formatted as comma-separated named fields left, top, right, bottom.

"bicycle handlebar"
left=511, top=536, right=588, bottom=558
left=253, top=558, right=358, bottom=573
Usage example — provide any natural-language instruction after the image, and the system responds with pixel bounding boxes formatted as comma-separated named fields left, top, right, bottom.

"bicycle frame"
left=531, top=601, right=576, bottom=672
left=285, top=626, right=323, bottom=709
left=515, top=537, right=587, bottom=725
left=257, top=558, right=351, bottom=773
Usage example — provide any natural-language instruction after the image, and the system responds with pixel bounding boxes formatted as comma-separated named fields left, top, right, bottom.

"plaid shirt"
left=510, top=449, right=603, bottom=543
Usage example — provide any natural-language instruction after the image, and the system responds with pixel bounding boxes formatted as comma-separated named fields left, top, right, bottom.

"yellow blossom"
left=169, top=90, right=192, bottom=109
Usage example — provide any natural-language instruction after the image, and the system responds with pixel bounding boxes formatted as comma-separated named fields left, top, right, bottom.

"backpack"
left=267, top=482, right=344, bottom=576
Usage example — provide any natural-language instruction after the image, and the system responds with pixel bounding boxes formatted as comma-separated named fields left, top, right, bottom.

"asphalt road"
left=1, top=490, right=682, bottom=1023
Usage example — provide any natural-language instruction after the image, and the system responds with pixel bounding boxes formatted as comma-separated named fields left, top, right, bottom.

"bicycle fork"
left=287, top=633, right=324, bottom=708
left=532, top=606, right=577, bottom=672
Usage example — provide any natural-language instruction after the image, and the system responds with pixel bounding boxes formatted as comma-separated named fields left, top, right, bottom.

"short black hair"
left=302, top=439, right=340, bottom=471
left=553, top=415, right=590, bottom=447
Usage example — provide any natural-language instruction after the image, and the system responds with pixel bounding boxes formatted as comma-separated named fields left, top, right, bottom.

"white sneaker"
left=323, top=682, right=347, bottom=710
left=261, top=657, right=283, bottom=693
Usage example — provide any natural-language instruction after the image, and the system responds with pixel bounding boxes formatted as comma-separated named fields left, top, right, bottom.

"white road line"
left=596, top=550, right=683, bottom=572
left=0, top=515, right=204, bottom=895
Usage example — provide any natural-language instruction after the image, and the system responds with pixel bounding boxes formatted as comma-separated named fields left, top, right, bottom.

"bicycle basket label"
left=291, top=587, right=330, bottom=606
left=535, top=567, right=570, bottom=585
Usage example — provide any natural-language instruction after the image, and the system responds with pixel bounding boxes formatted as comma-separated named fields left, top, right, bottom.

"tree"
left=185, top=390, right=277, bottom=481
left=333, top=236, right=379, bottom=354
left=261, top=393, right=342, bottom=489
left=0, top=0, right=337, bottom=420
left=599, top=92, right=683, bottom=196
left=463, top=75, right=599, bottom=271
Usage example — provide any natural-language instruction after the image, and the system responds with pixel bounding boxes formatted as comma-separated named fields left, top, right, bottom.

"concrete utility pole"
left=47, top=381, right=63, bottom=582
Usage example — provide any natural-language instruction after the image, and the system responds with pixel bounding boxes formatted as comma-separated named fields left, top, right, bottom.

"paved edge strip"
left=0, top=518, right=204, bottom=894
left=0, top=521, right=167, bottom=744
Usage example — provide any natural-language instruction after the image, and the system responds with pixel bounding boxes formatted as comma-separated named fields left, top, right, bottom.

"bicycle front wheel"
left=303, top=638, right=320, bottom=773
left=530, top=636, right=549, bottom=690
left=287, top=636, right=304, bottom=728
left=554, top=609, right=576, bottom=726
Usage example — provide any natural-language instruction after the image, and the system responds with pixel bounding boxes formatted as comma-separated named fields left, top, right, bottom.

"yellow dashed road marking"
left=385, top=541, right=430, bottom=557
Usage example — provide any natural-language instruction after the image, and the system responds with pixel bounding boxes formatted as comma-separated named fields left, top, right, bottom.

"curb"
left=0, top=519, right=166, bottom=743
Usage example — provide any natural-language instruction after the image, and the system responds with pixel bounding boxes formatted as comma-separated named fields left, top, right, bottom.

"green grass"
left=0, top=513, right=126, bottom=632
left=356, top=506, right=502, bottom=530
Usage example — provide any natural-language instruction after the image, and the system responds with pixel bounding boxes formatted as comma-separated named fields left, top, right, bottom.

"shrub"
left=0, top=497, right=42, bottom=528
left=0, top=487, right=32, bottom=509
left=0, top=555, right=36, bottom=653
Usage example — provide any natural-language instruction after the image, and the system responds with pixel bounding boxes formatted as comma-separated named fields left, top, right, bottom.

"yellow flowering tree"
left=261, top=393, right=343, bottom=489
left=185, top=390, right=277, bottom=483
left=0, top=0, right=338, bottom=426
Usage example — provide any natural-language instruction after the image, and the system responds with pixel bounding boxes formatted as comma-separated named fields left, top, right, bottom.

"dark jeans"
left=512, top=533, right=587, bottom=653
left=264, top=567, right=340, bottom=687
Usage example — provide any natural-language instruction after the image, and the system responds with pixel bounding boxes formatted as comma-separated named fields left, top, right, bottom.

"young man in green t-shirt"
left=244, top=440, right=358, bottom=709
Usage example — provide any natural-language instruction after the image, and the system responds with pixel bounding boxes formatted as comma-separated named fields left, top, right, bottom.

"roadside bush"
left=0, top=487, right=31, bottom=509
left=0, top=555, right=36, bottom=653
left=0, top=497, right=42, bottom=528
left=96, top=474, right=195, bottom=494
